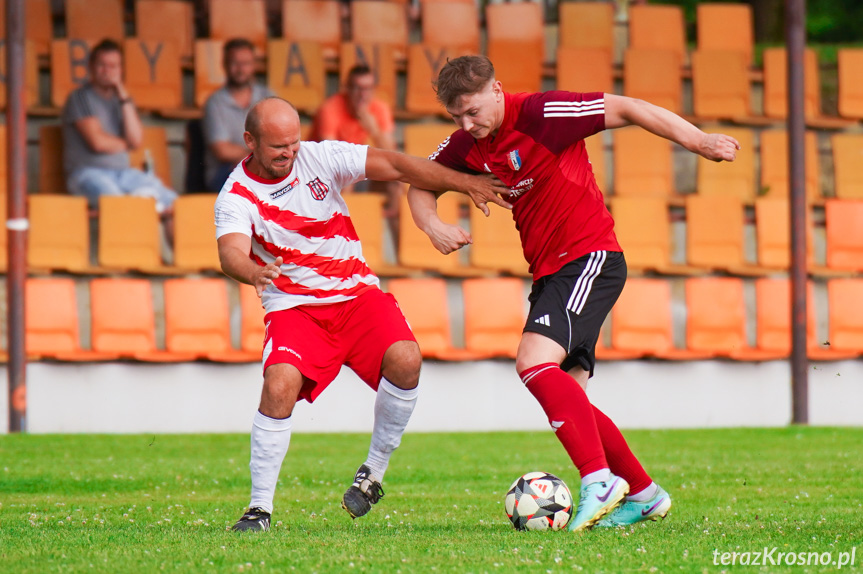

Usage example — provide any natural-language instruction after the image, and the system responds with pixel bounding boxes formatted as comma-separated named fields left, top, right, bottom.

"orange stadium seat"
left=696, top=127, right=756, bottom=200
left=696, top=3, right=754, bottom=64
left=98, top=196, right=175, bottom=273
left=194, top=39, right=225, bottom=108
left=468, top=204, right=528, bottom=276
left=38, top=125, right=66, bottom=194
left=173, top=194, right=221, bottom=272
left=623, top=49, right=682, bottom=114
left=831, top=133, right=863, bottom=200
left=686, top=194, right=768, bottom=273
left=135, top=0, right=195, bottom=61
left=837, top=48, right=863, bottom=119
left=406, top=45, right=470, bottom=115
left=123, top=38, right=183, bottom=110
left=26, top=278, right=120, bottom=361
left=0, top=0, right=53, bottom=56
left=209, top=0, right=268, bottom=55
left=282, top=0, right=342, bottom=60
left=613, top=127, right=674, bottom=197
left=403, top=122, right=456, bottom=159
left=350, top=1, right=409, bottom=54
left=0, top=124, right=5, bottom=195
left=486, top=2, right=545, bottom=57
left=66, top=0, right=124, bottom=44
left=0, top=198, right=7, bottom=272
left=763, top=48, right=820, bottom=120
left=824, top=199, right=863, bottom=272
left=486, top=40, right=544, bottom=95
left=128, top=126, right=172, bottom=190
left=385, top=278, right=480, bottom=360
left=611, top=278, right=713, bottom=359
left=826, top=279, right=863, bottom=355
left=759, top=129, right=820, bottom=200
left=462, top=278, right=525, bottom=358
left=0, top=40, right=39, bottom=109
left=239, top=283, right=266, bottom=357
left=163, top=278, right=257, bottom=362
left=28, top=195, right=93, bottom=273
left=628, top=4, right=686, bottom=66
left=267, top=40, right=325, bottom=112
left=556, top=48, right=613, bottom=95
left=691, top=50, right=752, bottom=120
left=421, top=1, right=480, bottom=53
left=50, top=39, right=92, bottom=108
left=558, top=2, right=615, bottom=55
left=89, top=278, right=198, bottom=361
left=611, top=197, right=679, bottom=274
left=584, top=134, right=607, bottom=192
left=340, top=43, right=398, bottom=110
left=754, top=197, right=814, bottom=270
left=342, top=193, right=411, bottom=276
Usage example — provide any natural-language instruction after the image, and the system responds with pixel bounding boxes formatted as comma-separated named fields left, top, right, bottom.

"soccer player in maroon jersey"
left=407, top=55, right=740, bottom=531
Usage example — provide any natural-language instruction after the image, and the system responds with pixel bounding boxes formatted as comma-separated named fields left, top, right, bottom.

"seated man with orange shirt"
left=309, top=65, right=402, bottom=223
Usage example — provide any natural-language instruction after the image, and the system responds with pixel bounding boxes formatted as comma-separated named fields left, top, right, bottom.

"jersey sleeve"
left=214, top=190, right=255, bottom=239
left=428, top=129, right=481, bottom=174
left=516, top=91, right=606, bottom=155
left=319, top=140, right=368, bottom=190
left=64, top=88, right=95, bottom=123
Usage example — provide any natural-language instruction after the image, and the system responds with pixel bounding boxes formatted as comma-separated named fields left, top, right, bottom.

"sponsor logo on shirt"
left=307, top=177, right=330, bottom=201
left=508, top=178, right=534, bottom=198
left=507, top=149, right=522, bottom=171
left=269, top=177, right=300, bottom=200
left=428, top=136, right=451, bottom=161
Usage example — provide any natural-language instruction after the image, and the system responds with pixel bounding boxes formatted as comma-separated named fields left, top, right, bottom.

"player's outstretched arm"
left=365, top=147, right=512, bottom=216
left=407, top=185, right=472, bottom=255
left=603, top=93, right=740, bottom=162
left=217, top=233, right=283, bottom=297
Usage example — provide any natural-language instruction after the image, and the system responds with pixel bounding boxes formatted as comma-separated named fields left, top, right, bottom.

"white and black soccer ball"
left=504, top=471, right=573, bottom=531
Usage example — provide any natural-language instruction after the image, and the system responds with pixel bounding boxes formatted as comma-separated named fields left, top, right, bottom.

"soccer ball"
left=504, top=471, right=573, bottom=531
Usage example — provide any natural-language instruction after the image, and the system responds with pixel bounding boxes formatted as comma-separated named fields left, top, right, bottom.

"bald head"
left=245, top=97, right=300, bottom=140
left=243, top=97, right=302, bottom=180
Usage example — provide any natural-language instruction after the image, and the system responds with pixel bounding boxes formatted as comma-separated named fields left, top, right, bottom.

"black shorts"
left=523, top=251, right=627, bottom=376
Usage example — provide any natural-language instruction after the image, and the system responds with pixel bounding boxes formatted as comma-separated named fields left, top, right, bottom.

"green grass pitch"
left=1, top=428, right=861, bottom=573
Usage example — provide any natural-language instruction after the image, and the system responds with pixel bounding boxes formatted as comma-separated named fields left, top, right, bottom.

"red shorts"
left=262, top=287, right=416, bottom=403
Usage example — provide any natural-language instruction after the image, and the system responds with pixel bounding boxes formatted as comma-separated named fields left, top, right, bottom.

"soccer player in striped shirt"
left=407, top=55, right=740, bottom=531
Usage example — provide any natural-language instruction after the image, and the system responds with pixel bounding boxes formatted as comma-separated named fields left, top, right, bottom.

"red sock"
left=592, top=406, right=652, bottom=495
left=520, top=363, right=607, bottom=477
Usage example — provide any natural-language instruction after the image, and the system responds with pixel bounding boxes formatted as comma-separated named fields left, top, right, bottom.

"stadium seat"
left=239, top=283, right=266, bottom=357
left=421, top=1, right=480, bottom=53
left=97, top=196, right=176, bottom=273
left=340, top=43, right=397, bottom=110
left=209, top=0, right=268, bottom=55
left=194, top=39, right=225, bottom=108
left=623, top=49, right=682, bottom=114
left=628, top=4, right=686, bottom=66
left=123, top=38, right=183, bottom=110
left=350, top=0, right=409, bottom=58
left=556, top=47, right=613, bottom=95
left=486, top=40, right=543, bottom=95
left=594, top=329, right=642, bottom=360
left=611, top=278, right=714, bottom=359
left=0, top=0, right=52, bottom=57
left=462, top=278, right=525, bottom=358
left=385, top=278, right=481, bottom=360
left=685, top=277, right=784, bottom=360
left=267, top=40, right=326, bottom=112
left=342, top=193, right=412, bottom=276
left=403, top=122, right=456, bottom=161
left=558, top=2, right=615, bottom=56
left=691, top=50, right=753, bottom=120
left=831, top=133, right=863, bottom=200
left=824, top=200, right=863, bottom=272
left=51, top=39, right=93, bottom=108
left=0, top=197, right=8, bottom=272
left=754, top=197, right=814, bottom=270
left=763, top=48, right=821, bottom=120
left=282, top=0, right=342, bottom=60
left=173, top=194, right=221, bottom=272
left=0, top=40, right=39, bottom=109
left=66, top=0, right=124, bottom=44
left=696, top=2, right=754, bottom=64
left=135, top=0, right=195, bottom=61
left=584, top=134, right=607, bottom=193
left=25, top=278, right=120, bottom=361
left=28, top=195, right=94, bottom=273
left=696, top=127, right=756, bottom=200
left=825, top=279, right=863, bottom=355
left=89, top=278, right=198, bottom=361
left=468, top=204, right=528, bottom=276
left=486, top=2, right=545, bottom=59
left=837, top=48, right=863, bottom=119
left=128, top=126, right=172, bottom=189
left=686, top=194, right=769, bottom=274
left=0, top=124, right=5, bottom=195
left=37, top=125, right=66, bottom=194
left=163, top=278, right=258, bottom=362
left=406, top=45, right=469, bottom=115
left=759, top=129, right=820, bottom=200
left=613, top=127, right=674, bottom=197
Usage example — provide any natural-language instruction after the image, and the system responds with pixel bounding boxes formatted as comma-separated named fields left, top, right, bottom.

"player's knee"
left=260, top=363, right=304, bottom=417
left=381, top=340, right=422, bottom=389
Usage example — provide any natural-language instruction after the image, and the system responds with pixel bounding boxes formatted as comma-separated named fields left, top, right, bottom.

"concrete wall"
left=1, top=358, right=861, bottom=434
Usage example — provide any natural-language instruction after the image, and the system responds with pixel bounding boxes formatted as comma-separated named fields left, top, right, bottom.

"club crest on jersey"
left=307, top=177, right=329, bottom=200
left=507, top=149, right=522, bottom=171
left=269, top=177, right=299, bottom=200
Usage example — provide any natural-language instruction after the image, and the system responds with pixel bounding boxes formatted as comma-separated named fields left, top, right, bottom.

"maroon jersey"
left=431, top=91, right=621, bottom=280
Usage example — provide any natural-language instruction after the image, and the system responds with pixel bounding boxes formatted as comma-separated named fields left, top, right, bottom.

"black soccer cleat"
left=231, top=507, right=271, bottom=532
left=341, top=464, right=385, bottom=519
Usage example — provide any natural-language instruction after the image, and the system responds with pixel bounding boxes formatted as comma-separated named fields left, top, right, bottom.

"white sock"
left=581, top=468, right=612, bottom=488
left=627, top=482, right=658, bottom=502
left=364, top=378, right=418, bottom=482
left=249, top=411, right=292, bottom=514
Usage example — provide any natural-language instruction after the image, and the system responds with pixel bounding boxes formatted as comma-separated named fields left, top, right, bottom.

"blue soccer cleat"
left=595, top=485, right=672, bottom=528
left=567, top=474, right=629, bottom=532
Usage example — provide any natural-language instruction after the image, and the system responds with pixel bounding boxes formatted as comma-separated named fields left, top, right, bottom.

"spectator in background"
left=203, top=38, right=274, bottom=191
left=309, top=65, right=403, bottom=224
left=63, top=39, right=177, bottom=236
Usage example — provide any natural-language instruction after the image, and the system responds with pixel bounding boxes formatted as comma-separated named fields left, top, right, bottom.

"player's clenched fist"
left=428, top=221, right=472, bottom=255
left=701, top=133, right=741, bottom=163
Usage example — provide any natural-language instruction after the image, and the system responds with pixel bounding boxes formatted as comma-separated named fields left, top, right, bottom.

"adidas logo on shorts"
left=534, top=314, right=551, bottom=326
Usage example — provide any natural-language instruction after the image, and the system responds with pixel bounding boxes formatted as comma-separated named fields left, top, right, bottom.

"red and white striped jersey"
left=214, top=140, right=379, bottom=313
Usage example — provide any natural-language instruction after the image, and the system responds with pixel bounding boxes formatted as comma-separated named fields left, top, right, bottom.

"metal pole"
left=786, top=0, right=808, bottom=424
left=6, top=0, right=27, bottom=432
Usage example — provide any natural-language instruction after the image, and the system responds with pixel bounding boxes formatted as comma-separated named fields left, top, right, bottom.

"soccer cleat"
left=231, top=507, right=271, bottom=532
left=595, top=485, right=672, bottom=528
left=567, top=474, right=629, bottom=532
left=341, top=464, right=384, bottom=519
